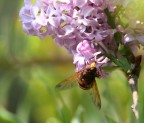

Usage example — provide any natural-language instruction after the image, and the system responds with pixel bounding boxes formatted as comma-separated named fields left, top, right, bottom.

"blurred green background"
left=0, top=0, right=144, bottom=123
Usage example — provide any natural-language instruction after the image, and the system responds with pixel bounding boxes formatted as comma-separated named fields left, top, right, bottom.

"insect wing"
left=91, top=81, right=101, bottom=109
left=55, top=73, right=81, bottom=90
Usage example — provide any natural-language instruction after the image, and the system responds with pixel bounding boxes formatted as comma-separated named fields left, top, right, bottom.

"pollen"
left=90, top=62, right=96, bottom=68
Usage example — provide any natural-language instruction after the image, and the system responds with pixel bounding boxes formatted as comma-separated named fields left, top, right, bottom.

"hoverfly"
left=55, top=62, right=102, bottom=109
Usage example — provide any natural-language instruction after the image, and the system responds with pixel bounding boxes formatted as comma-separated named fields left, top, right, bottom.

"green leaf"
left=71, top=105, right=84, bottom=123
left=118, top=14, right=129, bottom=28
left=118, top=45, right=132, bottom=71
left=113, top=5, right=123, bottom=17
left=0, top=107, right=19, bottom=123
left=102, top=66, right=119, bottom=72
left=114, top=32, right=122, bottom=46
left=114, top=6, right=129, bottom=28
left=107, top=53, right=131, bottom=72
left=105, top=115, right=117, bottom=123
left=104, top=8, right=116, bottom=29
left=107, top=54, right=123, bottom=68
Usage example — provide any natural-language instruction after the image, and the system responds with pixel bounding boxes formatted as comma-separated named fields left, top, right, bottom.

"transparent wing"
left=55, top=73, right=81, bottom=90
left=90, top=81, right=101, bottom=109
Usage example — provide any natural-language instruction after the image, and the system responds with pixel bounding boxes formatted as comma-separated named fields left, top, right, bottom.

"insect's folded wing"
left=55, top=73, right=80, bottom=90
left=90, top=81, right=101, bottom=109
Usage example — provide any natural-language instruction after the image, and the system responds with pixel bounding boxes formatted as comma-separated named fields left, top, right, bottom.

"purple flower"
left=76, top=40, right=95, bottom=60
left=73, top=53, right=86, bottom=71
left=19, top=4, right=52, bottom=38
left=73, top=40, right=109, bottom=71
left=19, top=0, right=116, bottom=72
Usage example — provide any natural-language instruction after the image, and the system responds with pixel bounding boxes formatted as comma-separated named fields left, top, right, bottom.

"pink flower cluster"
left=19, top=0, right=116, bottom=71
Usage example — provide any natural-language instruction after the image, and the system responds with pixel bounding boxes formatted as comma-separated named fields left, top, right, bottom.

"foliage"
left=0, top=0, right=144, bottom=123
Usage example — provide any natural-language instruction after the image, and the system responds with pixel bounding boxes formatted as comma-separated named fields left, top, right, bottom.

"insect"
left=55, top=62, right=102, bottom=109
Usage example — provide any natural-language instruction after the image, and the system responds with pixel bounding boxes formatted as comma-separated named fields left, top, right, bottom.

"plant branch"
left=127, top=73, right=139, bottom=119
left=126, top=55, right=142, bottom=120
